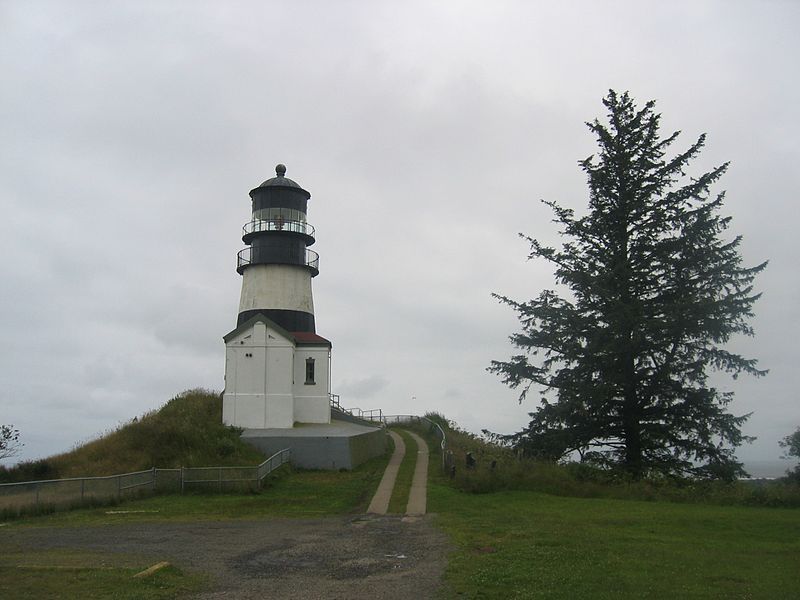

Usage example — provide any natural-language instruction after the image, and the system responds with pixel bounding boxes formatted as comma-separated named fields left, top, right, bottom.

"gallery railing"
left=242, top=219, right=315, bottom=239
left=237, top=247, right=319, bottom=274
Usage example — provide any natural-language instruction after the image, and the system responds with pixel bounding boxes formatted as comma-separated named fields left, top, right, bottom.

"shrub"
left=435, top=413, right=800, bottom=508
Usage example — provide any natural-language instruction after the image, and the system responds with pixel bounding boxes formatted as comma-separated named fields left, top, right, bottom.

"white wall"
left=239, top=264, right=314, bottom=314
left=222, top=321, right=294, bottom=428
left=293, top=346, right=331, bottom=423
left=222, top=319, right=331, bottom=428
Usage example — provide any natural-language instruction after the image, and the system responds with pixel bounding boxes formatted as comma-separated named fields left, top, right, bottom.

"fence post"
left=218, top=468, right=222, bottom=493
left=180, top=467, right=184, bottom=494
left=152, top=467, right=156, bottom=493
left=81, top=479, right=85, bottom=503
left=117, top=475, right=122, bottom=500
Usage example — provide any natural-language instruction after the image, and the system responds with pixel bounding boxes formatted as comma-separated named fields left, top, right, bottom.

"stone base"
left=241, top=420, right=387, bottom=470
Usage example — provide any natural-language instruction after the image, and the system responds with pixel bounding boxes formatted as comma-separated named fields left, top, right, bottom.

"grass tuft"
left=1, top=389, right=265, bottom=482
left=433, top=414, right=800, bottom=508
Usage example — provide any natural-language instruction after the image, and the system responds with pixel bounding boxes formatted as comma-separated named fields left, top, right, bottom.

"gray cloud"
left=335, top=376, right=390, bottom=401
left=1, top=1, right=798, bottom=476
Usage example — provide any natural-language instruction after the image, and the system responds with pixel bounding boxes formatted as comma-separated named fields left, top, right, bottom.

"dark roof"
left=253, top=164, right=309, bottom=196
left=291, top=331, right=332, bottom=347
left=223, top=312, right=330, bottom=347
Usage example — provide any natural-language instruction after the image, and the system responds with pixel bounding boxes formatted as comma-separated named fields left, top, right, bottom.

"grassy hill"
left=426, top=413, right=800, bottom=508
left=3, top=412, right=798, bottom=599
left=1, top=389, right=265, bottom=482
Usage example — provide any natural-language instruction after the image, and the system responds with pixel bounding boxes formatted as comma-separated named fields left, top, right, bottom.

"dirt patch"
left=2, top=514, right=449, bottom=599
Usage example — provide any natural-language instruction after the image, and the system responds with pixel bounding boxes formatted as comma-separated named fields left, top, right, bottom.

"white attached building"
left=222, top=314, right=331, bottom=429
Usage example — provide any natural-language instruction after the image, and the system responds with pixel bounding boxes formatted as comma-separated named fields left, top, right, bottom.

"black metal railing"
left=237, top=248, right=319, bottom=274
left=242, top=219, right=315, bottom=239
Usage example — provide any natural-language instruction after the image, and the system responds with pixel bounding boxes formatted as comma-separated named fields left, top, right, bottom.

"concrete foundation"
left=241, top=420, right=387, bottom=470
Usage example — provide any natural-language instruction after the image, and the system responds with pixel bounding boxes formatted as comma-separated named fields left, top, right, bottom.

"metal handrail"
left=379, top=414, right=448, bottom=470
left=326, top=395, right=449, bottom=471
left=306, top=249, right=320, bottom=271
left=0, top=469, right=155, bottom=488
left=243, top=219, right=315, bottom=238
left=0, top=451, right=293, bottom=513
left=237, top=248, right=319, bottom=272
left=348, top=408, right=383, bottom=420
left=256, top=448, right=291, bottom=482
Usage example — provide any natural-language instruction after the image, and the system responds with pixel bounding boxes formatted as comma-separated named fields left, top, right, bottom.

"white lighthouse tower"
left=222, top=165, right=332, bottom=429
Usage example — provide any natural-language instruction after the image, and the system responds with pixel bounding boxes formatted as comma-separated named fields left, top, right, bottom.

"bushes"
left=0, top=459, right=60, bottom=483
left=434, top=414, right=800, bottom=508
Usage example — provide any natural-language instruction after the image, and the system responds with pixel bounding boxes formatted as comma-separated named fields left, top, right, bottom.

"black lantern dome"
left=254, top=163, right=306, bottom=190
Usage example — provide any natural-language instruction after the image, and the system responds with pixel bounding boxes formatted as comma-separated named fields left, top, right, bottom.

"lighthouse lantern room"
left=222, top=165, right=331, bottom=429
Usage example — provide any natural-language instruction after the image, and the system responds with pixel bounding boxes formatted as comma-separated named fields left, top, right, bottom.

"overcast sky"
left=2, top=1, right=798, bottom=477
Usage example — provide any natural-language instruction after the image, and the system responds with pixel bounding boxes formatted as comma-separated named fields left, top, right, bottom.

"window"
left=305, top=358, right=315, bottom=385
left=253, top=207, right=307, bottom=223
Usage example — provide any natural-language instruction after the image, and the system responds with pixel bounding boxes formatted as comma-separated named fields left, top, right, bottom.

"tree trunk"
left=622, top=347, right=643, bottom=478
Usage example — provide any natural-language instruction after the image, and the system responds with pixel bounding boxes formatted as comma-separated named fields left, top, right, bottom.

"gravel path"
left=404, top=431, right=429, bottom=516
left=367, top=430, right=405, bottom=515
left=3, top=514, right=449, bottom=599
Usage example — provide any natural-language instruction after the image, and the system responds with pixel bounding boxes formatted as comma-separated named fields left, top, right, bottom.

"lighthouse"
left=222, top=165, right=332, bottom=430
left=236, top=163, right=318, bottom=332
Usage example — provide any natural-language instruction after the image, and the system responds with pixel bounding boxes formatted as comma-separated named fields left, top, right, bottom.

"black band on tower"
left=237, top=309, right=316, bottom=333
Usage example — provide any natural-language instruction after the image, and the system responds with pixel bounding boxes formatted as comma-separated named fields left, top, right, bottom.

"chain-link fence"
left=0, top=449, right=290, bottom=517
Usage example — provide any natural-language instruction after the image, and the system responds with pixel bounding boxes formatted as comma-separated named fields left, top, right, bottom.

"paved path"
left=367, top=429, right=429, bottom=516
left=366, top=430, right=405, bottom=514
left=405, top=431, right=429, bottom=516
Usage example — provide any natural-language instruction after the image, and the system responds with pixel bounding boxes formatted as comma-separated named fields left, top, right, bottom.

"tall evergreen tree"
left=490, top=91, right=767, bottom=479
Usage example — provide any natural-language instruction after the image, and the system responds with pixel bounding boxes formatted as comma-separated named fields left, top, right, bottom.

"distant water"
left=743, top=459, right=796, bottom=479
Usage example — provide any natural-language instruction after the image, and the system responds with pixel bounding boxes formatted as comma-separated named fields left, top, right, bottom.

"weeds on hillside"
left=433, top=414, right=800, bottom=508
left=0, top=389, right=265, bottom=482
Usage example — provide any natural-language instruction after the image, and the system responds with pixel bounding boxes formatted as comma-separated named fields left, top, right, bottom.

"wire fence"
left=328, top=393, right=451, bottom=473
left=0, top=449, right=290, bottom=517
left=373, top=414, right=449, bottom=472
left=1, top=400, right=450, bottom=518
left=327, top=396, right=448, bottom=467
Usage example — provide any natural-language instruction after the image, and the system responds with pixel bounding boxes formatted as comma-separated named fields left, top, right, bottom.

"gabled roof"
left=223, top=312, right=331, bottom=347
left=223, top=313, right=292, bottom=344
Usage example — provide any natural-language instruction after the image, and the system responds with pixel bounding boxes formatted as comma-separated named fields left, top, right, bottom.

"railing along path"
left=0, top=449, right=290, bottom=515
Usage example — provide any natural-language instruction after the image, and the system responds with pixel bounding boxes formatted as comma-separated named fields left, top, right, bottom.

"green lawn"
left=0, top=548, right=205, bottom=600
left=10, top=451, right=390, bottom=528
left=430, top=481, right=800, bottom=599
left=0, top=452, right=391, bottom=598
left=5, top=427, right=799, bottom=599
